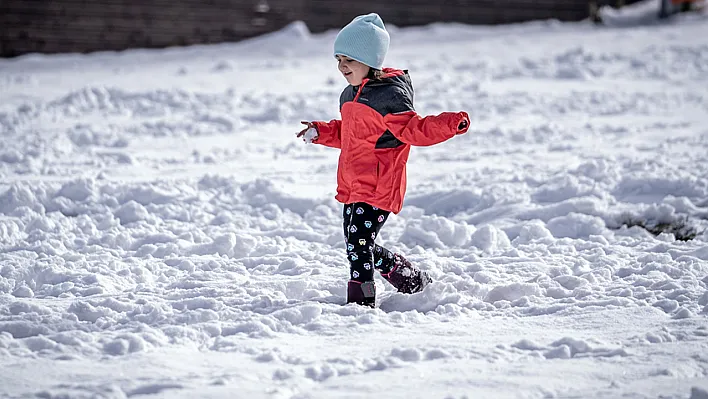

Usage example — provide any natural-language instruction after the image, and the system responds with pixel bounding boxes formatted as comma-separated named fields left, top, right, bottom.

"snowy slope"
left=1, top=8, right=708, bottom=399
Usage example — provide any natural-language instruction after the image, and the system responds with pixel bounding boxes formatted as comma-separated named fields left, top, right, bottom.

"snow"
left=1, top=3, right=708, bottom=398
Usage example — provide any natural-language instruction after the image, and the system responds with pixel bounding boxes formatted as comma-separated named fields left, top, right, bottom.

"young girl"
left=297, top=13, right=470, bottom=307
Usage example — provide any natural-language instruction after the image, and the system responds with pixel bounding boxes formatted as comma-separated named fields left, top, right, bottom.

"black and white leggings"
left=342, top=202, right=396, bottom=283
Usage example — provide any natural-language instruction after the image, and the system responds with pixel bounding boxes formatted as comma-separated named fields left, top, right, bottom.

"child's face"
left=336, top=55, right=370, bottom=86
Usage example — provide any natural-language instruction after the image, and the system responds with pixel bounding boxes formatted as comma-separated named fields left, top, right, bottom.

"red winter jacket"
left=312, top=68, right=469, bottom=214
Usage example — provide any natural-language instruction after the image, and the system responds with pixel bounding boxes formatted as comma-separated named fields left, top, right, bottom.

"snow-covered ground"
left=1, top=4, right=708, bottom=398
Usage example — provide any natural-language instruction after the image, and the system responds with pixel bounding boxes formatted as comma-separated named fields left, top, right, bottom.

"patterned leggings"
left=343, top=202, right=396, bottom=283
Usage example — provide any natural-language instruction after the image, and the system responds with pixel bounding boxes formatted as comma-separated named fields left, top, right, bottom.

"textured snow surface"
left=1, top=6, right=708, bottom=399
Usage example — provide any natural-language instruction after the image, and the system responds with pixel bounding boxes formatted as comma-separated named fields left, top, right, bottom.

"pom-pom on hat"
left=333, top=13, right=390, bottom=70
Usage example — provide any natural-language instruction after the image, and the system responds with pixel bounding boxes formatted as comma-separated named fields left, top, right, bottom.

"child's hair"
left=367, top=68, right=385, bottom=80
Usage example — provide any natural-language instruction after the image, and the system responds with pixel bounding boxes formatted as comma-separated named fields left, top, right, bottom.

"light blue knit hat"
left=333, top=13, right=390, bottom=70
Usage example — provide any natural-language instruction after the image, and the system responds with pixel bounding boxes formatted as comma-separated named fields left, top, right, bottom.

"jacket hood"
left=361, top=68, right=413, bottom=98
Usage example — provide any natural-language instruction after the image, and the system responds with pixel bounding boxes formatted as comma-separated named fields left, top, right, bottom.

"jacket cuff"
left=456, top=112, right=470, bottom=134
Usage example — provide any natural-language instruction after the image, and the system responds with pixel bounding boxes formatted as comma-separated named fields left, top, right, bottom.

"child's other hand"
left=456, top=113, right=470, bottom=134
left=297, top=121, right=319, bottom=143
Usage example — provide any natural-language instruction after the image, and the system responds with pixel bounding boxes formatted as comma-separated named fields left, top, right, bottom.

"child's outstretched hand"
left=456, top=114, right=470, bottom=134
left=297, top=121, right=319, bottom=143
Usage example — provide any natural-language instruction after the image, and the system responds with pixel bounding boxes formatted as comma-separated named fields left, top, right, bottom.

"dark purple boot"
left=347, top=280, right=376, bottom=308
left=380, top=254, right=432, bottom=294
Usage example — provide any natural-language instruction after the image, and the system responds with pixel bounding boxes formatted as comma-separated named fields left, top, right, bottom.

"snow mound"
left=512, top=220, right=554, bottom=244
left=469, top=224, right=512, bottom=253
left=547, top=213, right=606, bottom=239
left=400, top=214, right=473, bottom=248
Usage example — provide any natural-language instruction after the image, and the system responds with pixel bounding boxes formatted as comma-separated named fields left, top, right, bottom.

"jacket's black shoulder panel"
left=338, top=71, right=415, bottom=116
left=361, top=72, right=415, bottom=116
left=339, top=86, right=356, bottom=110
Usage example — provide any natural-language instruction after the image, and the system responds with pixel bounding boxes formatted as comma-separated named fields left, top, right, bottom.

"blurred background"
left=0, top=0, right=703, bottom=57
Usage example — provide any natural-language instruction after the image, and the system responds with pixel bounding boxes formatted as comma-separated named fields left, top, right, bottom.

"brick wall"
left=0, top=0, right=625, bottom=57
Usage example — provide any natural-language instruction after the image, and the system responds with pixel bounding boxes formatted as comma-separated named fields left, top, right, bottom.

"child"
left=297, top=13, right=470, bottom=307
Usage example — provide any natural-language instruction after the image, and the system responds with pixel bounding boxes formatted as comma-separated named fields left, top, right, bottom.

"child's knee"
left=346, top=247, right=373, bottom=262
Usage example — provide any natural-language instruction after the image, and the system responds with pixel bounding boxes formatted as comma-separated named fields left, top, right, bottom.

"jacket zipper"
left=353, top=79, right=369, bottom=103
